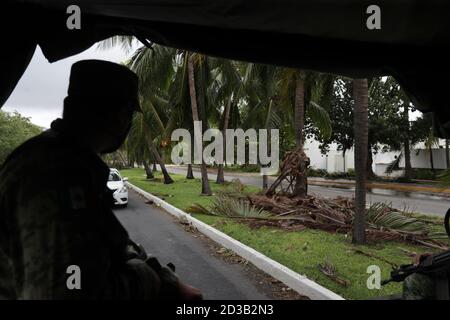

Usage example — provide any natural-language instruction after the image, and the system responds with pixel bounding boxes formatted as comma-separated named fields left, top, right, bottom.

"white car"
left=107, top=169, right=129, bottom=207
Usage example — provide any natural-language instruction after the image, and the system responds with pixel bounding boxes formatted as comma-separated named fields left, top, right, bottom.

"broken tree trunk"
left=266, top=147, right=310, bottom=197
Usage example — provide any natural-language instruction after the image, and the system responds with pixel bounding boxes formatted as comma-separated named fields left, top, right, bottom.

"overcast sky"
left=3, top=43, right=137, bottom=129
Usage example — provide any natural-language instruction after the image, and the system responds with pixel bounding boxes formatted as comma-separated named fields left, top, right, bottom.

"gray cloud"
left=3, top=43, right=137, bottom=128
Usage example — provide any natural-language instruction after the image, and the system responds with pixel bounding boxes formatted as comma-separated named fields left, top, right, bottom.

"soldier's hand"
left=177, top=281, right=203, bottom=300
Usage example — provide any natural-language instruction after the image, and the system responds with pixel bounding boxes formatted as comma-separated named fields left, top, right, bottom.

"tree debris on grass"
left=397, top=247, right=418, bottom=258
left=318, top=260, right=350, bottom=287
left=352, top=249, right=397, bottom=267
left=186, top=181, right=449, bottom=250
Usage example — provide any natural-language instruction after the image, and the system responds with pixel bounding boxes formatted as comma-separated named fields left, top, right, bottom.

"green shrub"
left=346, top=169, right=356, bottom=177
left=412, top=168, right=445, bottom=180
left=394, top=176, right=413, bottom=183
left=324, top=171, right=355, bottom=179
left=308, top=168, right=328, bottom=177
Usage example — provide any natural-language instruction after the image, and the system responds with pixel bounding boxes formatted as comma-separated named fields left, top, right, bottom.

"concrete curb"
left=126, top=182, right=345, bottom=300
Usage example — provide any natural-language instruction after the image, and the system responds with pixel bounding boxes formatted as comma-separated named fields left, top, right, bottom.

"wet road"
left=164, top=166, right=450, bottom=217
left=113, top=190, right=271, bottom=300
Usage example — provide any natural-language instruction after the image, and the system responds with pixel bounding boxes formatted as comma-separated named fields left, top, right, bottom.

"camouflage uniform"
left=402, top=273, right=436, bottom=300
left=0, top=118, right=161, bottom=299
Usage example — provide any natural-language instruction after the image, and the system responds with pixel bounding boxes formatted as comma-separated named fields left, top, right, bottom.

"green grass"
left=121, top=168, right=261, bottom=210
left=121, top=168, right=446, bottom=300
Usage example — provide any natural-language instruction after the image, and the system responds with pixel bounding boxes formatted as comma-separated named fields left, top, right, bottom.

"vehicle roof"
left=2, top=1, right=450, bottom=136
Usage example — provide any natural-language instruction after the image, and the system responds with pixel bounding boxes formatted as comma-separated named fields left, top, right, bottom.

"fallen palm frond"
left=353, top=249, right=397, bottom=267
left=366, top=203, right=427, bottom=233
left=385, top=153, right=402, bottom=174
left=437, top=169, right=450, bottom=190
left=318, top=260, right=349, bottom=287
left=211, top=195, right=272, bottom=218
left=187, top=194, right=271, bottom=219
left=186, top=203, right=211, bottom=215
left=188, top=186, right=449, bottom=250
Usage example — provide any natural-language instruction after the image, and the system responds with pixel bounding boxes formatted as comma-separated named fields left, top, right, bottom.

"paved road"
left=113, top=190, right=270, bottom=300
left=164, top=166, right=450, bottom=217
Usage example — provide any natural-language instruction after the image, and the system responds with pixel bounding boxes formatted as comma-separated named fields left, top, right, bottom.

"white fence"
left=305, top=139, right=448, bottom=175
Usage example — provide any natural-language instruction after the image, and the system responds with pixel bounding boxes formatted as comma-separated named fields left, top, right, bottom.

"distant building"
left=304, top=138, right=449, bottom=177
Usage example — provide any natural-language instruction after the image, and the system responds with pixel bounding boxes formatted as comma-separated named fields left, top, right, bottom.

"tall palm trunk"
left=446, top=140, right=449, bottom=169
left=294, top=72, right=305, bottom=147
left=293, top=71, right=308, bottom=198
left=366, top=145, right=375, bottom=180
left=262, top=175, right=269, bottom=190
left=403, top=104, right=412, bottom=180
left=429, top=144, right=435, bottom=179
left=262, top=100, right=274, bottom=191
left=116, top=150, right=128, bottom=168
left=143, top=160, right=154, bottom=179
left=187, top=53, right=212, bottom=195
left=217, top=97, right=232, bottom=184
left=186, top=164, right=194, bottom=179
left=143, top=123, right=173, bottom=184
left=343, top=149, right=347, bottom=172
left=186, top=133, right=195, bottom=179
left=352, top=78, right=369, bottom=244
left=404, top=140, right=412, bottom=180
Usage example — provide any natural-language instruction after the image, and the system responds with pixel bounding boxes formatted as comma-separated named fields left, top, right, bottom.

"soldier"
left=0, top=59, right=202, bottom=300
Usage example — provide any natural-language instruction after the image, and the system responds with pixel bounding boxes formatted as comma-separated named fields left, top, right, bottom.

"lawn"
left=120, top=168, right=447, bottom=300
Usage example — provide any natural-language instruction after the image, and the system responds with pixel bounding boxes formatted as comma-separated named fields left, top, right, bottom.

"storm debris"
left=318, top=261, right=349, bottom=287
left=187, top=181, right=449, bottom=250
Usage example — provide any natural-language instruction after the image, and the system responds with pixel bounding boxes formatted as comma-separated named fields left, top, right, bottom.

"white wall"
left=304, top=139, right=355, bottom=173
left=400, top=148, right=448, bottom=170
left=303, top=139, right=328, bottom=170
left=304, top=138, right=448, bottom=176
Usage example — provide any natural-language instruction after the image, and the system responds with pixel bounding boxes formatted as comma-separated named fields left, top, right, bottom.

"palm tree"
left=277, top=69, right=333, bottom=197
left=424, top=129, right=440, bottom=179
left=293, top=71, right=305, bottom=147
left=240, top=63, right=282, bottom=190
left=143, top=160, right=154, bottom=179
left=187, top=52, right=212, bottom=195
left=403, top=103, right=413, bottom=180
left=126, top=45, right=176, bottom=184
left=239, top=64, right=332, bottom=193
left=216, top=97, right=232, bottom=183
left=100, top=37, right=176, bottom=183
left=163, top=49, right=219, bottom=190
left=208, top=58, right=243, bottom=183
left=352, top=78, right=369, bottom=244
left=127, top=109, right=174, bottom=184
left=446, top=140, right=450, bottom=169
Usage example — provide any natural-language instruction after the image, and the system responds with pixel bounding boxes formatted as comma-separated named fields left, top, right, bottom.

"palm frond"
left=437, top=169, right=450, bottom=189
left=210, top=195, right=272, bottom=218
left=385, top=153, right=403, bottom=174
left=97, top=35, right=137, bottom=53
left=307, top=101, right=332, bottom=139
left=366, top=203, right=427, bottom=233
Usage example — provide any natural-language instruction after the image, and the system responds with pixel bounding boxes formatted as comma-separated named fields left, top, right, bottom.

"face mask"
left=100, top=120, right=132, bottom=154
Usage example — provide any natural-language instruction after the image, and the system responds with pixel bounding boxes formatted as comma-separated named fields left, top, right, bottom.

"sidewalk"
left=167, top=165, right=450, bottom=197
